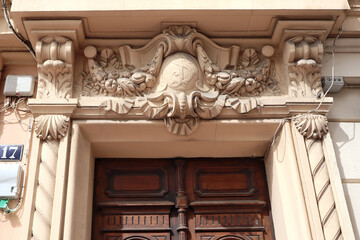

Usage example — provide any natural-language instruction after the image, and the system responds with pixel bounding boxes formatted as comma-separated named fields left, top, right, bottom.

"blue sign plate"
left=0, top=145, right=23, bottom=161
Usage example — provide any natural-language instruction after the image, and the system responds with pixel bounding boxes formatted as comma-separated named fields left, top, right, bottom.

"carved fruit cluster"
left=202, top=48, right=271, bottom=96
left=83, top=47, right=161, bottom=97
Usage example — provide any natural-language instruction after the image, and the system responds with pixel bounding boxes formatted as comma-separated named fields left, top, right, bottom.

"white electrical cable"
left=263, top=25, right=344, bottom=160
left=0, top=98, right=32, bottom=214
left=1, top=0, right=37, bottom=62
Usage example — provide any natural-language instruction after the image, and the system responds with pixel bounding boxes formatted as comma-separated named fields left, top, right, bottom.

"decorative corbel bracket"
left=283, top=37, right=324, bottom=98
left=36, top=36, right=74, bottom=99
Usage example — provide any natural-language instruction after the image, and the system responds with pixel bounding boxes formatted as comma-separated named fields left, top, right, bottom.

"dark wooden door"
left=92, top=158, right=274, bottom=240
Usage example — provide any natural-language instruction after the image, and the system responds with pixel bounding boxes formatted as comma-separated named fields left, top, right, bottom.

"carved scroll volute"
left=283, top=37, right=324, bottom=98
left=36, top=36, right=74, bottom=99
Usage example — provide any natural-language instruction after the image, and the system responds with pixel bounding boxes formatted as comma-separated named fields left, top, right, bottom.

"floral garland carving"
left=82, top=26, right=277, bottom=135
left=83, top=44, right=164, bottom=97
left=196, top=44, right=272, bottom=96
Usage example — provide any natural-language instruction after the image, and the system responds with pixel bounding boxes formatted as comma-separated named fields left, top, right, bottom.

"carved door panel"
left=185, top=159, right=273, bottom=240
left=92, top=159, right=273, bottom=240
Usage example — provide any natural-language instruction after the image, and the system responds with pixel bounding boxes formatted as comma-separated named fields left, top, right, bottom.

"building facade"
left=0, top=0, right=359, bottom=239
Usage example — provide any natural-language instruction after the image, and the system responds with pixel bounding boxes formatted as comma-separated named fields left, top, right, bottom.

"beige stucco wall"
left=328, top=89, right=360, bottom=239
left=11, top=0, right=350, bottom=11
left=0, top=65, right=36, bottom=240
left=323, top=24, right=360, bottom=238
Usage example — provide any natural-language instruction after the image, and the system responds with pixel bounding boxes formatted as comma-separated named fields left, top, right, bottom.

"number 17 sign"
left=0, top=145, right=23, bottom=161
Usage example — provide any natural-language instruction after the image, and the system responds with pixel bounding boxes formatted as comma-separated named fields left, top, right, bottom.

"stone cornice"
left=27, top=98, right=78, bottom=115
left=73, top=97, right=332, bottom=120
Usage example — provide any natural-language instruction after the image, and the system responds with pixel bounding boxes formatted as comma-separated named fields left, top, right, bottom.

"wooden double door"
left=92, top=158, right=274, bottom=240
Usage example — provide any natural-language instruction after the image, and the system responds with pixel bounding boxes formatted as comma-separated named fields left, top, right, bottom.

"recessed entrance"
left=92, top=158, right=273, bottom=240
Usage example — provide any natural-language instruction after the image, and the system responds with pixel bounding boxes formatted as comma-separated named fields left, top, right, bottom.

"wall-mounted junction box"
left=0, top=164, right=22, bottom=199
left=3, top=75, right=35, bottom=97
left=322, top=76, right=344, bottom=93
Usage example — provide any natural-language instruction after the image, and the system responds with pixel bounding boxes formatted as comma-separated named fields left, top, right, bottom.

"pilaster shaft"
left=30, top=36, right=74, bottom=240
left=293, top=113, right=342, bottom=240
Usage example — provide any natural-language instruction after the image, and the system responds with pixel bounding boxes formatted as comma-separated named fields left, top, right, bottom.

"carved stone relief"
left=35, top=115, right=70, bottom=140
left=293, top=113, right=342, bottom=240
left=283, top=37, right=324, bottom=98
left=36, top=36, right=74, bottom=99
left=82, top=26, right=279, bottom=135
left=293, top=113, right=328, bottom=139
left=31, top=36, right=74, bottom=240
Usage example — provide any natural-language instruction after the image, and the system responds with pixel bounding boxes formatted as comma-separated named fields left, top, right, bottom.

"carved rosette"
left=283, top=37, right=324, bottom=98
left=82, top=26, right=276, bottom=135
left=36, top=36, right=74, bottom=99
left=293, top=113, right=342, bottom=240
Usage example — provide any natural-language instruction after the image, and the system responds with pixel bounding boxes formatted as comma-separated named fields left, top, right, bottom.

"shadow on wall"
left=342, top=184, right=360, bottom=239
left=328, top=122, right=355, bottom=178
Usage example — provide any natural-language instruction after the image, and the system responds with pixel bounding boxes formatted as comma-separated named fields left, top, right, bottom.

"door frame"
left=22, top=119, right=351, bottom=239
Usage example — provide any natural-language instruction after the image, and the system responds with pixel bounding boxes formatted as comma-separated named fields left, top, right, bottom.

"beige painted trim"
left=22, top=136, right=41, bottom=240
left=62, top=119, right=313, bottom=240
left=291, top=122, right=325, bottom=240
left=342, top=179, right=360, bottom=183
left=265, top=122, right=312, bottom=240
left=63, top=123, right=93, bottom=240
left=50, top=133, right=72, bottom=240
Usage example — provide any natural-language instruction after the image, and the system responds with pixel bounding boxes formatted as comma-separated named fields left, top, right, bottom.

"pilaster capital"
left=293, top=113, right=328, bottom=139
left=34, top=114, right=70, bottom=140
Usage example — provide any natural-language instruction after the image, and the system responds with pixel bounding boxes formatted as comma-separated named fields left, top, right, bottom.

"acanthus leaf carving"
left=38, top=60, right=72, bottom=99
left=293, top=113, right=328, bottom=139
left=82, top=25, right=277, bottom=135
left=36, top=36, right=74, bottom=99
left=283, top=37, right=324, bottom=98
left=289, top=59, right=323, bottom=97
left=35, top=115, right=70, bottom=140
